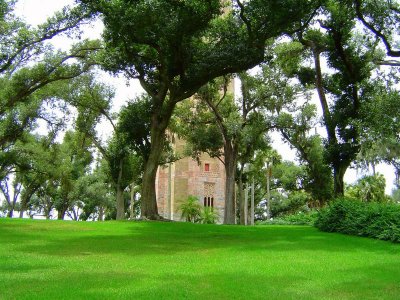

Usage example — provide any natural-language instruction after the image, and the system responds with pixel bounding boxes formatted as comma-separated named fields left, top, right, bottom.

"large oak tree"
left=79, top=0, right=318, bottom=223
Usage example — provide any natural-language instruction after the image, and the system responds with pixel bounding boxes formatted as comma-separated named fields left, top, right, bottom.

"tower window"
left=204, top=163, right=210, bottom=172
left=204, top=197, right=214, bottom=208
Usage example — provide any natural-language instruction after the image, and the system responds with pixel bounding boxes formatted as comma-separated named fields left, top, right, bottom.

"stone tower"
left=156, top=136, right=226, bottom=223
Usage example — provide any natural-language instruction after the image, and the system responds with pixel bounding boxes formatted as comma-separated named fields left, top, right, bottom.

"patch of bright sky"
left=15, top=0, right=396, bottom=194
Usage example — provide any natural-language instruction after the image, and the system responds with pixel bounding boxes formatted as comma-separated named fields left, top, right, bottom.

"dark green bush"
left=315, top=199, right=400, bottom=243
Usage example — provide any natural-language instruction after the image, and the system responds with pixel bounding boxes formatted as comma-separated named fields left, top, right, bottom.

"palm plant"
left=199, top=207, right=219, bottom=224
left=179, top=195, right=201, bottom=223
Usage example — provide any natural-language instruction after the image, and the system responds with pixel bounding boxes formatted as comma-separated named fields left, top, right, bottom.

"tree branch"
left=354, top=0, right=400, bottom=57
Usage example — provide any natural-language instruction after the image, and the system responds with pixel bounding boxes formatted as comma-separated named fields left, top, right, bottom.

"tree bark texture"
left=224, top=142, right=237, bottom=224
left=58, top=205, right=67, bottom=220
left=116, top=160, right=125, bottom=220
left=140, top=115, right=168, bottom=219
left=238, top=169, right=245, bottom=225
left=333, top=164, right=347, bottom=197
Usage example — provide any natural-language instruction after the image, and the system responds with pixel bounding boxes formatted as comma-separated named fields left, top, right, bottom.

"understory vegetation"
left=258, top=211, right=318, bottom=226
left=315, top=199, right=400, bottom=243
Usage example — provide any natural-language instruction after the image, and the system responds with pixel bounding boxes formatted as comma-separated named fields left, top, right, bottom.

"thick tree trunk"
left=116, top=160, right=125, bottom=220
left=224, top=142, right=237, bottom=224
left=7, top=208, right=14, bottom=218
left=57, top=211, right=63, bottom=220
left=116, top=185, right=124, bottom=220
left=333, top=164, right=347, bottom=197
left=141, top=120, right=167, bottom=220
left=58, top=207, right=66, bottom=220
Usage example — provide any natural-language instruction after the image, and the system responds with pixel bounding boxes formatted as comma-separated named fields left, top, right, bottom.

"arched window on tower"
left=204, top=182, right=215, bottom=210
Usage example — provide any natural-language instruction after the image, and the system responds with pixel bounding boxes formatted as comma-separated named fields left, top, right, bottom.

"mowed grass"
left=0, top=219, right=399, bottom=300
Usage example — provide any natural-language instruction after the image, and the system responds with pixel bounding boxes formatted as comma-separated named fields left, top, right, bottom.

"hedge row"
left=315, top=199, right=400, bottom=243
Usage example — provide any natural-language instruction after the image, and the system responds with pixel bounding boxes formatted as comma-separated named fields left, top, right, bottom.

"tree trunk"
left=333, top=164, right=347, bottom=197
left=19, top=187, right=36, bottom=219
left=141, top=119, right=167, bottom=220
left=7, top=208, right=14, bottom=218
left=19, top=194, right=28, bottom=218
left=116, top=186, right=125, bottom=220
left=58, top=207, right=66, bottom=220
left=19, top=209, right=24, bottom=218
left=371, top=162, right=376, bottom=176
left=250, top=177, right=254, bottom=226
left=244, top=183, right=248, bottom=225
left=44, top=198, right=52, bottom=219
left=116, top=160, right=125, bottom=220
left=238, top=167, right=245, bottom=225
left=57, top=211, right=63, bottom=220
left=224, top=142, right=237, bottom=224
left=129, top=183, right=136, bottom=220
left=98, top=206, right=104, bottom=221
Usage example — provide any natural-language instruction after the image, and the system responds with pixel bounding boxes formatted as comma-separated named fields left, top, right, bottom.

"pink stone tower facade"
left=156, top=136, right=226, bottom=223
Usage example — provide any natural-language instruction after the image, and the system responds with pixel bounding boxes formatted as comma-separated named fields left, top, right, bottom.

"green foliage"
left=275, top=0, right=400, bottom=197
left=315, top=199, right=400, bottom=243
left=270, top=190, right=311, bottom=217
left=346, top=174, right=388, bottom=202
left=178, top=195, right=219, bottom=224
left=273, top=161, right=306, bottom=192
left=79, top=0, right=319, bottom=220
left=117, top=96, right=152, bottom=161
left=71, top=167, right=114, bottom=221
left=173, top=99, right=224, bottom=161
left=258, top=211, right=318, bottom=226
left=179, top=195, right=202, bottom=223
left=199, top=207, right=219, bottom=224
left=52, top=130, right=94, bottom=219
left=247, top=60, right=333, bottom=203
left=392, top=189, right=400, bottom=204
left=0, top=3, right=100, bottom=200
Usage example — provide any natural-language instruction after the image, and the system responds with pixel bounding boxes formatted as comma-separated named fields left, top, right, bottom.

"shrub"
left=315, top=199, right=400, bottom=243
left=179, top=195, right=202, bottom=223
left=199, top=207, right=219, bottom=224
left=257, top=211, right=318, bottom=226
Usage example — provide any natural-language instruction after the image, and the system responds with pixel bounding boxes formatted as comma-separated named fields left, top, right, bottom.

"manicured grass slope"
left=0, top=219, right=399, bottom=299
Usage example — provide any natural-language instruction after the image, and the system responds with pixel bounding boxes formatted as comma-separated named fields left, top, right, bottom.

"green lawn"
left=0, top=219, right=399, bottom=299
